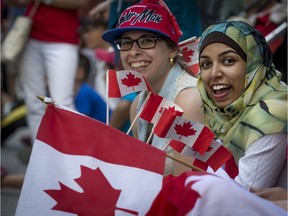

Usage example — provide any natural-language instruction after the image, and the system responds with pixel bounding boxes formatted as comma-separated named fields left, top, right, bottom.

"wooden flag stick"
left=126, top=91, right=152, bottom=135
left=162, top=140, right=170, bottom=151
left=36, top=96, right=55, bottom=104
left=166, top=153, right=204, bottom=172
left=146, top=126, right=154, bottom=144
left=106, top=69, right=110, bottom=125
left=126, top=113, right=138, bottom=135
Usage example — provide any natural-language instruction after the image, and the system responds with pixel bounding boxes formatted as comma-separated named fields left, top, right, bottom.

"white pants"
left=19, top=39, right=78, bottom=141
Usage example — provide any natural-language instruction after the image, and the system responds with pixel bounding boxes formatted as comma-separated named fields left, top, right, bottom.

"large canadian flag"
left=139, top=93, right=183, bottom=124
left=108, top=69, right=152, bottom=98
left=16, top=104, right=166, bottom=216
left=147, top=171, right=287, bottom=216
left=178, top=37, right=199, bottom=76
left=154, top=109, right=214, bottom=155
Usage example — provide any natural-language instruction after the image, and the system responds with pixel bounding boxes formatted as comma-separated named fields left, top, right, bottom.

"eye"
left=200, top=60, right=211, bottom=69
left=121, top=39, right=132, bottom=46
left=223, top=58, right=235, bottom=65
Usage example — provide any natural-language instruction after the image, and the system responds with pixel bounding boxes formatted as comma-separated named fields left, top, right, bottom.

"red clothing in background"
left=26, top=3, right=79, bottom=44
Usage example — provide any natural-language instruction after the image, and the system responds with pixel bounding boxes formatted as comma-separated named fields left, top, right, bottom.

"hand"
left=250, top=187, right=287, bottom=210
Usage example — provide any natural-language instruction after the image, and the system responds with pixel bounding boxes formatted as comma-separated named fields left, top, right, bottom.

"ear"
left=169, top=46, right=179, bottom=59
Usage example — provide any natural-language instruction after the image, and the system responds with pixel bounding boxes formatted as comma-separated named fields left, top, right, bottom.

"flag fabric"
left=108, top=69, right=152, bottom=98
left=154, top=109, right=214, bottom=155
left=182, top=139, right=232, bottom=172
left=146, top=171, right=287, bottom=216
left=178, top=37, right=199, bottom=76
left=139, top=93, right=183, bottom=124
left=16, top=104, right=166, bottom=216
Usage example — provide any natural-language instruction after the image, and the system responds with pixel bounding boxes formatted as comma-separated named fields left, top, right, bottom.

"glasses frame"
left=114, top=37, right=161, bottom=51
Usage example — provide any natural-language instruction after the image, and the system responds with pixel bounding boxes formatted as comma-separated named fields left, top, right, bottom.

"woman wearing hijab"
left=197, top=20, right=287, bottom=189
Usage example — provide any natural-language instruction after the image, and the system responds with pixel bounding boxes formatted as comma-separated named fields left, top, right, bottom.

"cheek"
left=120, top=53, right=127, bottom=67
left=200, top=71, right=210, bottom=86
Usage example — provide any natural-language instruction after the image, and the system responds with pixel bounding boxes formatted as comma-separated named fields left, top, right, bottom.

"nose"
left=129, top=41, right=142, bottom=56
left=209, top=63, right=222, bottom=80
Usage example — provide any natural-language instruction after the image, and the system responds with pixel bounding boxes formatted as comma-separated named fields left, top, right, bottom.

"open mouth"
left=211, top=84, right=231, bottom=95
left=130, top=61, right=149, bottom=69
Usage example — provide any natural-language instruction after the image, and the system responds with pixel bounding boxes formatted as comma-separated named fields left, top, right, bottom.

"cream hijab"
left=197, top=21, right=287, bottom=162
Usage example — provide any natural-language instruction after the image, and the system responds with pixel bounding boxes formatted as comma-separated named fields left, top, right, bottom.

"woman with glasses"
left=102, top=0, right=204, bottom=174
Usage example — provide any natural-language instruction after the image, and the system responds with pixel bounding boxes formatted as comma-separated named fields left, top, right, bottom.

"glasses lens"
left=138, top=37, right=157, bottom=49
left=115, top=39, right=132, bottom=51
left=115, top=37, right=158, bottom=51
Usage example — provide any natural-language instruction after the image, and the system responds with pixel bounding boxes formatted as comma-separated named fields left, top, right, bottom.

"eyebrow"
left=199, top=49, right=239, bottom=59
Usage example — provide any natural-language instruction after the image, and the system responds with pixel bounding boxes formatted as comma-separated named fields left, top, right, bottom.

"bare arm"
left=250, top=187, right=288, bottom=210
left=174, top=87, right=204, bottom=124
left=110, top=100, right=132, bottom=131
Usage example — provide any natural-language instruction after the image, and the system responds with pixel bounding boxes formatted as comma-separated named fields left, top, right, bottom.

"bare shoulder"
left=174, top=87, right=204, bottom=123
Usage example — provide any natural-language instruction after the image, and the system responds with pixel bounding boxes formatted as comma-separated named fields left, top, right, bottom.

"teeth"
left=212, top=84, right=229, bottom=90
left=131, top=62, right=148, bottom=68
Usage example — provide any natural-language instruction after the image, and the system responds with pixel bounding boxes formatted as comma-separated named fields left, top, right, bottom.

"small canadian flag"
left=182, top=139, right=232, bottom=171
left=108, top=69, right=152, bottom=98
left=139, top=93, right=183, bottom=124
left=178, top=37, right=199, bottom=76
left=154, top=109, right=214, bottom=155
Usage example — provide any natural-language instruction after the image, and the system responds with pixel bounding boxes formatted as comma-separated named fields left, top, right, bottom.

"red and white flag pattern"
left=16, top=104, right=166, bottom=216
left=182, top=139, right=232, bottom=171
left=154, top=109, right=214, bottom=155
left=139, top=93, right=183, bottom=124
left=147, top=171, right=286, bottom=216
left=178, top=37, right=199, bottom=76
left=108, top=69, right=152, bottom=98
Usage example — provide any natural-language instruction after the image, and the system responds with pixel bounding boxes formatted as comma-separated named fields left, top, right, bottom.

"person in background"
left=102, top=0, right=204, bottom=174
left=74, top=53, right=110, bottom=124
left=79, top=17, right=121, bottom=111
left=95, top=48, right=137, bottom=135
left=197, top=20, right=287, bottom=189
left=6, top=0, right=89, bottom=143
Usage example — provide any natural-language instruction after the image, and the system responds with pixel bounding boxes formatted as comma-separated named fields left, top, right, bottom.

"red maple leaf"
left=182, top=47, right=194, bottom=63
left=174, top=122, right=197, bottom=139
left=121, top=72, right=142, bottom=90
left=167, top=106, right=182, bottom=116
left=44, top=166, right=137, bottom=215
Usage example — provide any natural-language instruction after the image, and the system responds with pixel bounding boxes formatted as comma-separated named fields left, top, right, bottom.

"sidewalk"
left=1, top=127, right=29, bottom=216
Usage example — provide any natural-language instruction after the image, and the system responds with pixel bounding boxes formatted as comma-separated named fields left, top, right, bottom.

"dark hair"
left=164, top=37, right=196, bottom=77
left=78, top=54, right=91, bottom=80
left=78, top=18, right=108, bottom=35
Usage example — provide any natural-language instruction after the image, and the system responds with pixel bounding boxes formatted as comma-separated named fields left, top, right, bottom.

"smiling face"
left=119, top=31, right=178, bottom=93
left=199, top=42, right=246, bottom=108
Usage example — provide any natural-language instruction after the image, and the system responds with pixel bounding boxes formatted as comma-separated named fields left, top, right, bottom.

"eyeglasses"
left=114, top=37, right=161, bottom=51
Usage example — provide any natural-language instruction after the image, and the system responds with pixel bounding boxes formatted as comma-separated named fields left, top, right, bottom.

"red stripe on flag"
left=169, top=140, right=186, bottom=153
left=193, top=159, right=208, bottom=171
left=154, top=109, right=177, bottom=137
left=224, top=156, right=239, bottom=179
left=189, top=64, right=199, bottom=76
left=36, top=105, right=166, bottom=174
left=191, top=126, right=214, bottom=155
left=206, top=146, right=232, bottom=171
left=108, top=69, right=121, bottom=97
left=139, top=94, right=163, bottom=122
